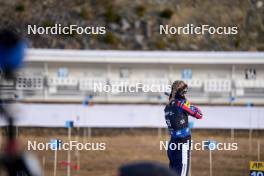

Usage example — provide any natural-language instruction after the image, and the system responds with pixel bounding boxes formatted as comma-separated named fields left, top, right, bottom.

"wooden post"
left=209, top=150, right=213, bottom=176
left=53, top=150, right=57, bottom=176
left=231, top=128, right=234, bottom=141
left=248, top=103, right=253, bottom=152
left=75, top=126, right=80, bottom=172
left=42, top=156, right=46, bottom=176
left=88, top=127, right=91, bottom=138
left=249, top=128, right=252, bottom=152
left=77, top=151, right=80, bottom=174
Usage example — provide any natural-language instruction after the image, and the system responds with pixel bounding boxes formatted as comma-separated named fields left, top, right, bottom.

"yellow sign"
left=250, top=161, right=264, bottom=171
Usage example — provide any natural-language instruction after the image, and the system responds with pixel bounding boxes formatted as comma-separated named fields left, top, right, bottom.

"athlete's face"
left=177, top=86, right=188, bottom=99
left=171, top=80, right=188, bottom=99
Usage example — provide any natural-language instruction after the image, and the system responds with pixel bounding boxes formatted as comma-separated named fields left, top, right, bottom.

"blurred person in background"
left=0, top=28, right=42, bottom=176
left=165, top=80, right=203, bottom=176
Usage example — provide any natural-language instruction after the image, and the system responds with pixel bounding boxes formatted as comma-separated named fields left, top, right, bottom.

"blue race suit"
left=164, top=98, right=202, bottom=176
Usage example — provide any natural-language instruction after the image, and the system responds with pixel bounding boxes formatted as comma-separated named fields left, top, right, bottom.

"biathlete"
left=164, top=80, right=203, bottom=176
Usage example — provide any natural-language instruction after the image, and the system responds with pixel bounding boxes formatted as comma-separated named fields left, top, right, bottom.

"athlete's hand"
left=195, top=107, right=203, bottom=119
left=190, top=105, right=203, bottom=119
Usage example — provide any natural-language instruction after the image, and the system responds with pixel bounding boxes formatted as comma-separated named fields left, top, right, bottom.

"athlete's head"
left=170, top=80, right=188, bottom=100
left=0, top=28, right=26, bottom=78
